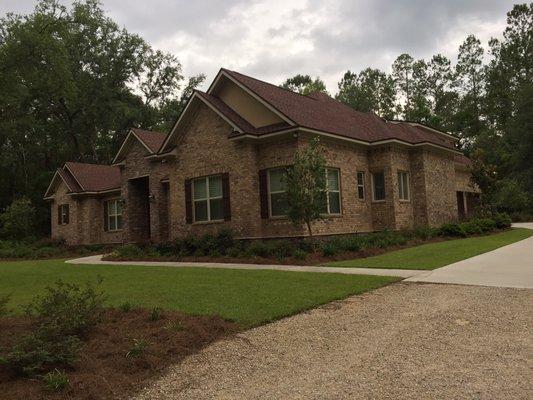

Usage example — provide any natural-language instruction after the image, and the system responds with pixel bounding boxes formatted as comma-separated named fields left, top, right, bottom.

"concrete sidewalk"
left=406, top=234, right=533, bottom=288
left=66, top=255, right=422, bottom=278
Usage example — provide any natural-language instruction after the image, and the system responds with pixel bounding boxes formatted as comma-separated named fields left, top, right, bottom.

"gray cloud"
left=1, top=0, right=515, bottom=92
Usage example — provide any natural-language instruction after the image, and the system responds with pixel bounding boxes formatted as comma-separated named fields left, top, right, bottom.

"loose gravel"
left=134, top=283, right=532, bottom=400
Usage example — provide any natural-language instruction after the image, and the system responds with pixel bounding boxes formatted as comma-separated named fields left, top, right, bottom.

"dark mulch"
left=104, top=236, right=451, bottom=266
left=0, top=309, right=239, bottom=400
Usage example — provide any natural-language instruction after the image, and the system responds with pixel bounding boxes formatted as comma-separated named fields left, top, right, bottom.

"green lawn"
left=325, top=228, right=533, bottom=270
left=0, top=260, right=399, bottom=327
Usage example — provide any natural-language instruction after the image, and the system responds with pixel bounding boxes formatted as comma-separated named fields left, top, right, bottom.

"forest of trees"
left=0, top=1, right=531, bottom=236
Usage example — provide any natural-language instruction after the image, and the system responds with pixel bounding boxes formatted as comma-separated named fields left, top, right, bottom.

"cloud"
left=1, top=0, right=515, bottom=93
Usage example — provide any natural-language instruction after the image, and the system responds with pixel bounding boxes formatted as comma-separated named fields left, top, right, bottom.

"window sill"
left=107, top=229, right=123, bottom=233
left=268, top=215, right=288, bottom=220
left=399, top=199, right=411, bottom=203
left=192, top=219, right=225, bottom=225
left=371, top=200, right=386, bottom=203
left=320, top=213, right=343, bottom=218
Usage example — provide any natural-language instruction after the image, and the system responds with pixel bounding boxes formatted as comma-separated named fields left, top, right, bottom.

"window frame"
left=192, top=174, right=224, bottom=223
left=59, top=204, right=69, bottom=225
left=323, top=167, right=342, bottom=215
left=106, top=198, right=123, bottom=232
left=371, top=171, right=386, bottom=202
left=398, top=171, right=411, bottom=201
left=356, top=171, right=365, bottom=200
left=267, top=167, right=289, bottom=218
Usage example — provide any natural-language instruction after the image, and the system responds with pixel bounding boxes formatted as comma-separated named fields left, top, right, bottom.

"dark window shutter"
left=64, top=204, right=69, bottom=224
left=221, top=173, right=231, bottom=221
left=258, top=169, right=269, bottom=219
left=103, top=201, right=108, bottom=231
left=57, top=205, right=61, bottom=225
left=185, top=179, right=192, bottom=224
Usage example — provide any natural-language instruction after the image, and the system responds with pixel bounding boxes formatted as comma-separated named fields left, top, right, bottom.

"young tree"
left=336, top=68, right=396, bottom=118
left=0, top=197, right=36, bottom=240
left=285, top=138, right=327, bottom=237
left=280, top=74, right=328, bottom=95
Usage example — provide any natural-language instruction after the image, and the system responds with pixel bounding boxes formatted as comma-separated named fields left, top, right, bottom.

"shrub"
left=293, top=249, right=307, bottom=260
left=226, top=246, right=242, bottom=258
left=492, top=212, right=512, bottom=229
left=322, top=243, right=338, bottom=257
left=43, top=369, right=69, bottom=391
left=460, top=219, right=483, bottom=235
left=269, top=240, right=296, bottom=259
left=477, top=218, right=496, bottom=232
left=298, top=238, right=319, bottom=253
left=125, top=338, right=148, bottom=358
left=247, top=241, right=271, bottom=258
left=214, top=229, right=236, bottom=253
left=5, top=333, right=81, bottom=376
left=0, top=197, right=36, bottom=240
left=111, top=244, right=144, bottom=259
left=413, top=227, right=439, bottom=240
left=439, top=223, right=466, bottom=237
left=24, top=279, right=105, bottom=338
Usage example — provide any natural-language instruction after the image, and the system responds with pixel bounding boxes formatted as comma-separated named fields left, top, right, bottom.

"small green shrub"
left=478, top=218, right=496, bottom=232
left=125, top=338, right=148, bottom=358
left=413, top=227, right=440, bottom=240
left=298, top=238, right=319, bottom=253
left=226, top=246, right=242, bottom=258
left=43, top=369, right=69, bottom=391
left=460, top=219, right=483, bottom=235
left=322, top=243, right=338, bottom=257
left=270, top=240, right=296, bottom=259
left=5, top=333, right=81, bottom=376
left=247, top=241, right=270, bottom=258
left=24, top=279, right=105, bottom=338
left=293, top=249, right=307, bottom=260
left=492, top=212, right=512, bottom=229
left=149, top=307, right=163, bottom=321
left=440, top=223, right=466, bottom=237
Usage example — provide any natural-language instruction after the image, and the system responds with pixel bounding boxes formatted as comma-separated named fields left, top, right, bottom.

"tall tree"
left=280, top=74, right=328, bottom=95
left=392, top=53, right=415, bottom=118
left=425, top=54, right=458, bottom=131
left=336, top=68, right=396, bottom=119
left=0, top=0, right=195, bottom=232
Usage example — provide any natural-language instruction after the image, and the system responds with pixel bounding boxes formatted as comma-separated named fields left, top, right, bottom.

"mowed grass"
left=0, top=260, right=399, bottom=327
left=325, top=228, right=533, bottom=270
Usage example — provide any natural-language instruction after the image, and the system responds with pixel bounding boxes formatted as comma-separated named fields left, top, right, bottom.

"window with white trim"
left=106, top=199, right=123, bottom=231
left=268, top=168, right=288, bottom=217
left=371, top=171, right=386, bottom=201
left=59, top=204, right=69, bottom=225
left=193, top=175, right=223, bottom=222
left=322, top=168, right=341, bottom=214
left=356, top=171, right=365, bottom=200
left=398, top=171, right=410, bottom=201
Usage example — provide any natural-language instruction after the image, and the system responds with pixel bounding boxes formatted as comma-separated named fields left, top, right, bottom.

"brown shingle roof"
left=56, top=168, right=82, bottom=192
left=131, top=128, right=167, bottom=153
left=64, top=162, right=121, bottom=192
left=220, top=69, right=457, bottom=150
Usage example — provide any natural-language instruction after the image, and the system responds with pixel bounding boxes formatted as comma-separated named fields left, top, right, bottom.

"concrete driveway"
left=406, top=225, right=533, bottom=289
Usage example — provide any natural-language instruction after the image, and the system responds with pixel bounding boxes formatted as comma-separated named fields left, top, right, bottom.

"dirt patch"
left=0, top=309, right=238, bottom=400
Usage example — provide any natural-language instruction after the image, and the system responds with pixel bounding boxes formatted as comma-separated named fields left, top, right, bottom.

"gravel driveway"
left=135, top=283, right=532, bottom=400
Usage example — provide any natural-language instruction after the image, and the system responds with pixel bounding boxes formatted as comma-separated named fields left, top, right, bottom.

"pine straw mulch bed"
left=102, top=236, right=453, bottom=266
left=0, top=309, right=239, bottom=400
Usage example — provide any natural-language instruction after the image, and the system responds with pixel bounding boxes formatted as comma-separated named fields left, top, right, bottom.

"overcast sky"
left=1, top=0, right=516, bottom=93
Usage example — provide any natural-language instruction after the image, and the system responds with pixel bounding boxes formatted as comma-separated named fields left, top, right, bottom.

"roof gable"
left=113, top=128, right=167, bottom=163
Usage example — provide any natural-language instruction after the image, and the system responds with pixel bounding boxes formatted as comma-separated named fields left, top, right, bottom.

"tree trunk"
left=306, top=220, right=313, bottom=237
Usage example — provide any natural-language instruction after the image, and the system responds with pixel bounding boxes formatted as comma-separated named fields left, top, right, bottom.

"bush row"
left=110, top=213, right=512, bottom=261
left=0, top=239, right=108, bottom=259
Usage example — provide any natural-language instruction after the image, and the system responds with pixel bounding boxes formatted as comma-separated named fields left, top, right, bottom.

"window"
left=371, top=171, right=386, bottom=201
left=398, top=171, right=410, bottom=201
left=106, top=199, right=123, bottom=231
left=323, top=168, right=341, bottom=214
left=58, top=204, right=69, bottom=225
left=356, top=171, right=365, bottom=199
left=193, top=175, right=223, bottom=222
left=268, top=168, right=288, bottom=217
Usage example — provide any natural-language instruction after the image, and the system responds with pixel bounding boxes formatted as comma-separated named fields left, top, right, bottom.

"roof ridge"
left=223, top=69, right=321, bottom=102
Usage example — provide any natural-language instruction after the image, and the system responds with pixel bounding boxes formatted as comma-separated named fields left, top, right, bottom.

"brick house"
left=44, top=68, right=479, bottom=245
